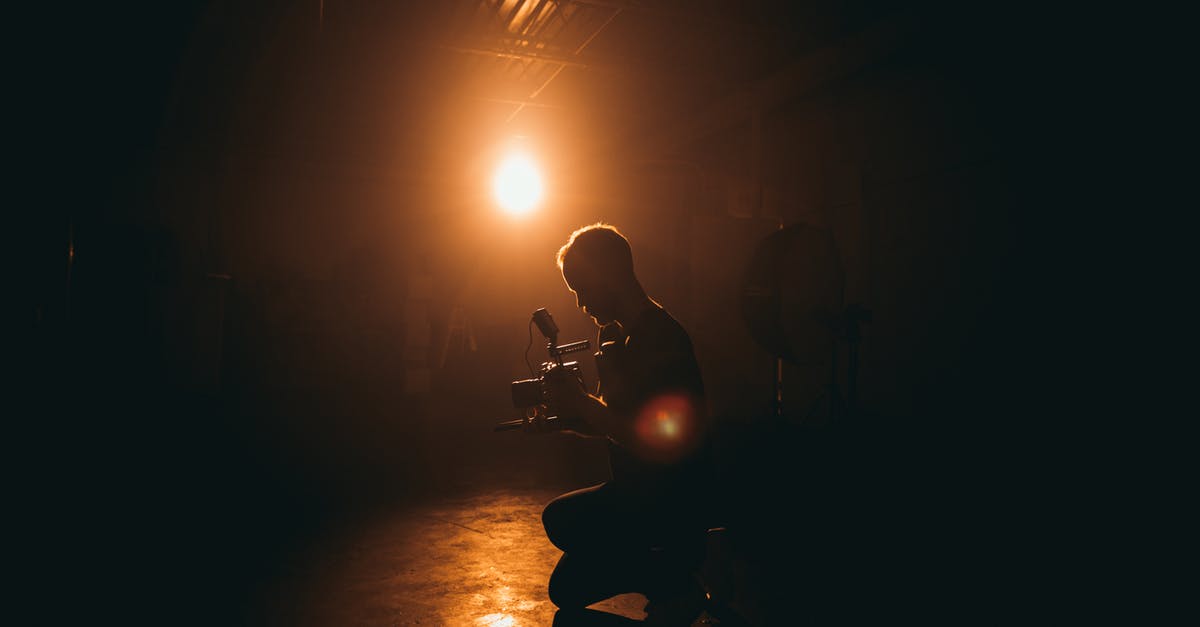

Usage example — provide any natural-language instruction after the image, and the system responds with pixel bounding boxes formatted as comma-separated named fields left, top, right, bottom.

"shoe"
left=642, top=575, right=708, bottom=626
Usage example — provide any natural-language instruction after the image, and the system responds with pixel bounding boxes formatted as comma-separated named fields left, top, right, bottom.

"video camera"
left=494, top=308, right=590, bottom=432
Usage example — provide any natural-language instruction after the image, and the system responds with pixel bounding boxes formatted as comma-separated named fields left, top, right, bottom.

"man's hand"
left=518, top=410, right=556, bottom=434
left=543, top=366, right=606, bottom=438
left=543, top=365, right=588, bottom=416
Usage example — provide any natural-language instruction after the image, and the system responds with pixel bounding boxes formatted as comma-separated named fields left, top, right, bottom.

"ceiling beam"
left=507, top=5, right=622, bottom=123
left=437, top=42, right=595, bottom=69
left=477, top=97, right=564, bottom=109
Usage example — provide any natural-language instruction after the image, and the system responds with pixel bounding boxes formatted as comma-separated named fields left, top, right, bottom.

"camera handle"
left=547, top=339, right=590, bottom=365
left=533, top=308, right=590, bottom=367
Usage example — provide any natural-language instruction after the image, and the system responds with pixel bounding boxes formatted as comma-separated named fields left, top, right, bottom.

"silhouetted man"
left=542, top=223, right=712, bottom=626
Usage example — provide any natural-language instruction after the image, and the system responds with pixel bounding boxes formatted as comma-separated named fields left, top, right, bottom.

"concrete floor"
left=250, top=488, right=724, bottom=626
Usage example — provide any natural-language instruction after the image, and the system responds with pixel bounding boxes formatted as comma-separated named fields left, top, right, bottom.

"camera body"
left=510, top=359, right=587, bottom=411
left=496, top=308, right=591, bottom=432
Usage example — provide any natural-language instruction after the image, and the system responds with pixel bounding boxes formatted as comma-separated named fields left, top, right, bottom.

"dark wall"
left=601, top=11, right=1050, bottom=621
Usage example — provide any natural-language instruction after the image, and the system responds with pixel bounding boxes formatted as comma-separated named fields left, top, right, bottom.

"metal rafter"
left=479, top=97, right=564, bottom=109
left=438, top=42, right=593, bottom=69
left=516, top=0, right=553, bottom=36
left=436, top=1, right=649, bottom=122
left=505, top=5, right=621, bottom=122
left=501, top=0, right=529, bottom=30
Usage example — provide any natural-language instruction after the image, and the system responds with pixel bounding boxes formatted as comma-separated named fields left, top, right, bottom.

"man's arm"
left=570, top=393, right=638, bottom=446
left=545, top=368, right=635, bottom=445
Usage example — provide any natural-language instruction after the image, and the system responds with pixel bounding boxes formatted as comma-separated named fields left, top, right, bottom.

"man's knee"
left=547, top=557, right=624, bottom=610
left=547, top=571, right=587, bottom=610
left=542, top=499, right=572, bottom=552
left=543, top=484, right=610, bottom=553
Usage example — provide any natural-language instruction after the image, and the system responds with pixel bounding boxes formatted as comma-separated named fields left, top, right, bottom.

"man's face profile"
left=564, top=263, right=616, bottom=326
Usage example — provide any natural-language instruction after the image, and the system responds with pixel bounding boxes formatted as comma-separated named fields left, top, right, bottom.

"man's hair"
left=556, top=223, right=635, bottom=279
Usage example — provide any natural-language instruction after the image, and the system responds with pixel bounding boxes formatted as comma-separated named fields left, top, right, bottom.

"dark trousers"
left=541, top=482, right=708, bottom=609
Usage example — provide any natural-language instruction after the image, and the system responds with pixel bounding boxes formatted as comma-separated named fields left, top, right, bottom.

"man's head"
left=557, top=223, right=641, bottom=325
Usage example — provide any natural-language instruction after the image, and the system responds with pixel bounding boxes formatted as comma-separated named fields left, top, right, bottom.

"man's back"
left=599, top=305, right=711, bottom=498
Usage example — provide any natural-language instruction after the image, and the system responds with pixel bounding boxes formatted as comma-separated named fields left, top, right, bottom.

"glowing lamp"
left=492, top=153, right=543, bottom=216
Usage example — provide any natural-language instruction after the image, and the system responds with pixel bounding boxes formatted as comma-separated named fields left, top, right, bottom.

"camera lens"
left=510, top=378, right=543, bottom=408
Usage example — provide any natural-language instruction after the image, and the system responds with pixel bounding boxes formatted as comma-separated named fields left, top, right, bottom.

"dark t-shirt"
left=596, top=305, right=711, bottom=497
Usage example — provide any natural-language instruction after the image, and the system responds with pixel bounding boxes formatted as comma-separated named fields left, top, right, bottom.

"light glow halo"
left=492, top=153, right=543, bottom=216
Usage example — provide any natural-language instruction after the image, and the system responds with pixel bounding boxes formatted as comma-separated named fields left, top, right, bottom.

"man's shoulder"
left=628, top=305, right=694, bottom=348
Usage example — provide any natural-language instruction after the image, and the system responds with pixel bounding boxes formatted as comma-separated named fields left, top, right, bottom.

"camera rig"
left=495, top=308, right=590, bottom=432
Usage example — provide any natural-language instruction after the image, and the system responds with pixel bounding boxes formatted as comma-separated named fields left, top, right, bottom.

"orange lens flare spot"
left=634, top=393, right=701, bottom=463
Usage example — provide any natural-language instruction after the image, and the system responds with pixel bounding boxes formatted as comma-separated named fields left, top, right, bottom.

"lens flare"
left=633, top=393, right=702, bottom=463
left=493, top=153, right=543, bottom=216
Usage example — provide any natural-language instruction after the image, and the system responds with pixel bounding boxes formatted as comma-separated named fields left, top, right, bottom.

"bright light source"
left=493, top=153, right=543, bottom=216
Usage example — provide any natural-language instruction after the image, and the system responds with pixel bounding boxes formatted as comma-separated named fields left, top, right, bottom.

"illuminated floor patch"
left=260, top=489, right=661, bottom=625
